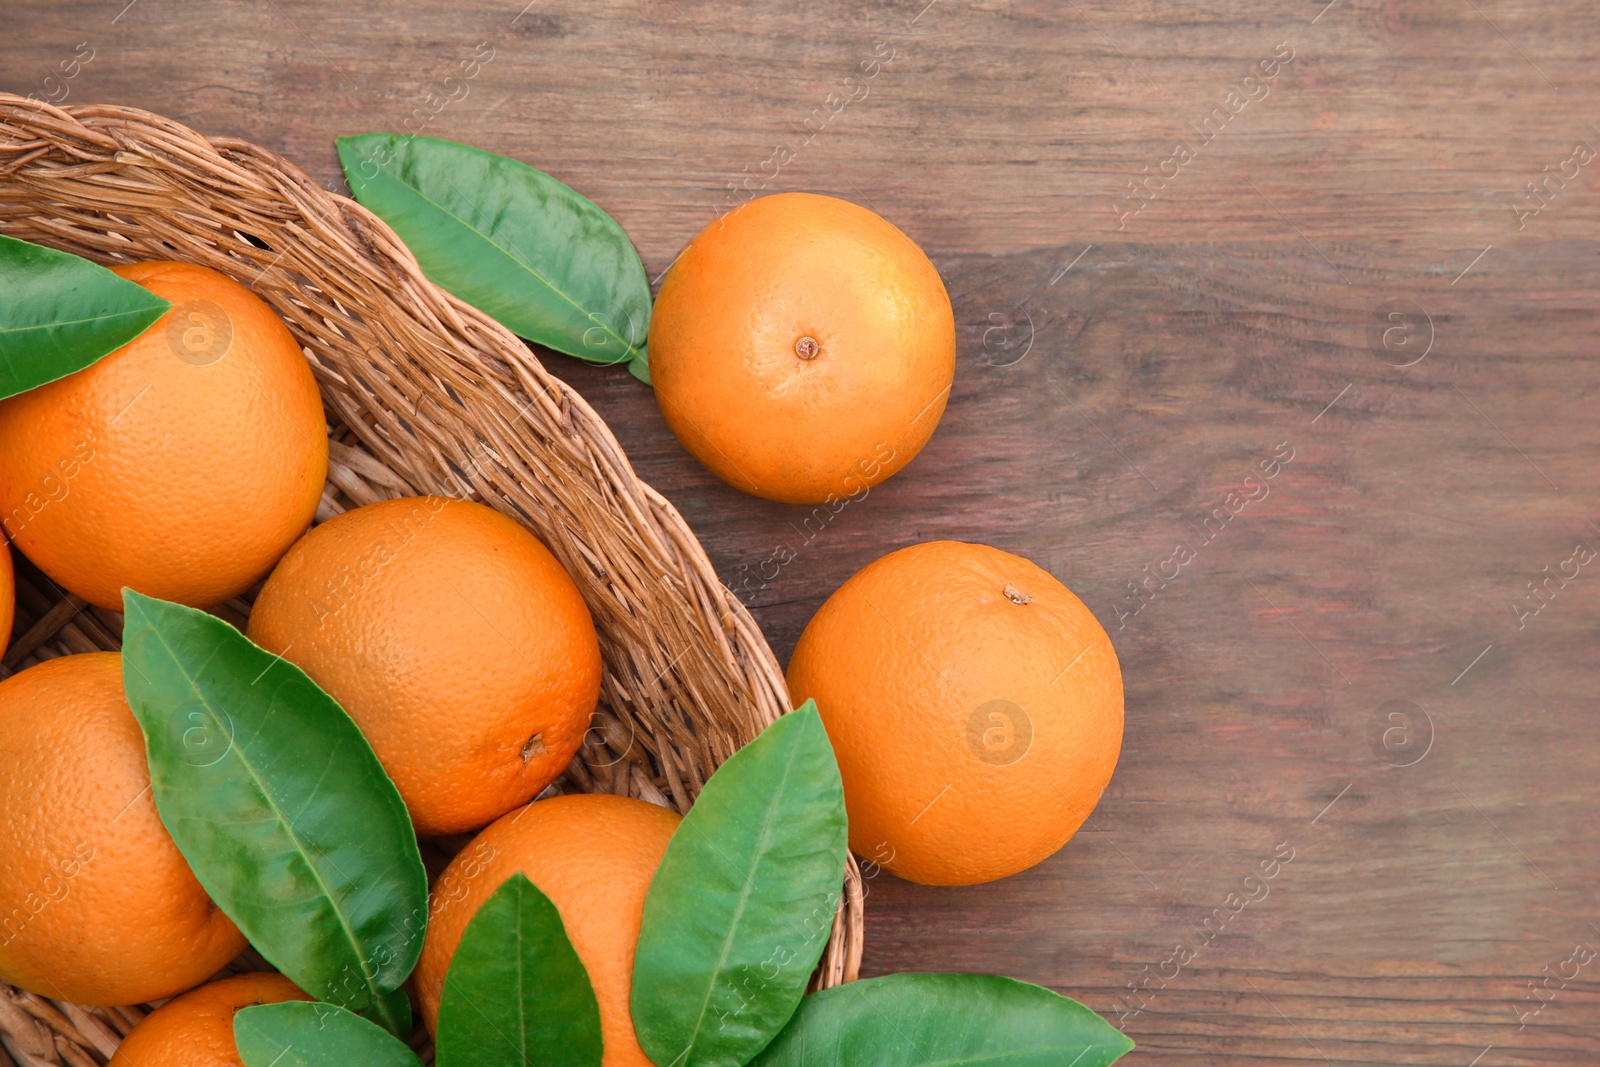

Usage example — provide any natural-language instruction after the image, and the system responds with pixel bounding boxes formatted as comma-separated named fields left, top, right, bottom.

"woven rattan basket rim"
left=0, top=93, right=863, bottom=1064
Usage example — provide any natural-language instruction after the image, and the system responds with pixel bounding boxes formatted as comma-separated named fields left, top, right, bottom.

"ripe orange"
left=787, top=541, right=1124, bottom=886
left=0, top=538, right=12, bottom=659
left=0, top=653, right=246, bottom=1004
left=648, top=192, right=955, bottom=505
left=247, top=497, right=602, bottom=836
left=0, top=260, right=327, bottom=611
left=415, top=794, right=680, bottom=1067
left=108, top=972, right=311, bottom=1066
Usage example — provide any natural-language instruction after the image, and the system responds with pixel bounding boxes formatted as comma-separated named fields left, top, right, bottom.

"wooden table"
left=9, top=1, right=1599, bottom=1062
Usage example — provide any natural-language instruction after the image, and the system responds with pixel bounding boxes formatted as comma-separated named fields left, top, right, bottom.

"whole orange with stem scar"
left=647, top=193, right=956, bottom=505
left=247, top=496, right=602, bottom=836
left=787, top=540, right=1124, bottom=886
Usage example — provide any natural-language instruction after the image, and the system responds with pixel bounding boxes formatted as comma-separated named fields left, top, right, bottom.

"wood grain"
left=7, top=0, right=1600, bottom=1061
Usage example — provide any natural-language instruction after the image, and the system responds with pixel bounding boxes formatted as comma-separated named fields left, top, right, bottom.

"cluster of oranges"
left=0, top=193, right=1122, bottom=1065
left=652, top=194, right=1125, bottom=886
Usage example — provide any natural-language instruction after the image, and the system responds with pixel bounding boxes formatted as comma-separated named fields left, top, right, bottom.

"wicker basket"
left=0, top=94, right=863, bottom=1064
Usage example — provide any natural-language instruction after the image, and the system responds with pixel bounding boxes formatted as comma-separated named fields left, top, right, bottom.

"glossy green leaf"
left=235, top=1001, right=424, bottom=1067
left=0, top=235, right=170, bottom=399
left=435, top=873, right=602, bottom=1067
left=362, top=986, right=413, bottom=1039
left=627, top=348, right=653, bottom=385
left=336, top=133, right=650, bottom=373
left=632, top=702, right=848, bottom=1067
left=120, top=591, right=428, bottom=1036
left=749, top=974, right=1133, bottom=1067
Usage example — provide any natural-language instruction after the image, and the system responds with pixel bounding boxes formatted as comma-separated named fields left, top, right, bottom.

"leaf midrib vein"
left=0, top=303, right=165, bottom=334
left=516, top=886, right=529, bottom=1065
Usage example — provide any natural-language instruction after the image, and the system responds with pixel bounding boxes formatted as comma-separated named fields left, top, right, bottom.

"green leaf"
left=235, top=1001, right=424, bottom=1067
left=119, top=591, right=428, bottom=1036
left=627, top=348, right=653, bottom=385
left=336, top=133, right=650, bottom=368
left=749, top=974, right=1134, bottom=1067
left=435, top=873, right=602, bottom=1067
left=632, top=702, right=848, bottom=1067
left=0, top=235, right=170, bottom=399
left=362, top=986, right=414, bottom=1039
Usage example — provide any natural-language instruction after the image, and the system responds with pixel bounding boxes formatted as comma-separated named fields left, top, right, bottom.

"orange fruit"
left=0, top=653, right=246, bottom=1004
left=416, top=794, right=680, bottom=1067
left=108, top=972, right=311, bottom=1066
left=786, top=541, right=1123, bottom=886
left=0, top=538, right=12, bottom=659
left=648, top=192, right=955, bottom=505
left=0, top=260, right=327, bottom=610
left=247, top=497, right=602, bottom=836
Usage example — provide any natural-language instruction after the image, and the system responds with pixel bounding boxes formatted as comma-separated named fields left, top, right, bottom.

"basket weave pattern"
left=0, top=93, right=863, bottom=1063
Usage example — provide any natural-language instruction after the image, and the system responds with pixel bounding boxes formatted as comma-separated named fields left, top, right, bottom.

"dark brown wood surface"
left=8, top=1, right=1600, bottom=1062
